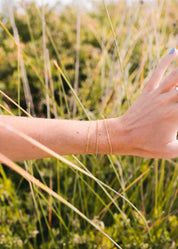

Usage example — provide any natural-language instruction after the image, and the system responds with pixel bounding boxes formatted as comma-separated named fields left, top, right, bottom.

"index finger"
left=144, top=48, right=178, bottom=92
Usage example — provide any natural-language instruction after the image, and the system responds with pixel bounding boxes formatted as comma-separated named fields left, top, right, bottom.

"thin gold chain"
left=103, top=119, right=113, bottom=155
left=96, top=120, right=99, bottom=155
left=85, top=121, right=91, bottom=154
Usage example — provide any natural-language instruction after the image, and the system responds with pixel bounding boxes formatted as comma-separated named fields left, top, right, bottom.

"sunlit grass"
left=0, top=0, right=178, bottom=248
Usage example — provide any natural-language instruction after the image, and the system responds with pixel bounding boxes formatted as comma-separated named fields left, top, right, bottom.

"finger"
left=144, top=48, right=178, bottom=92
left=158, top=68, right=178, bottom=93
left=161, top=87, right=178, bottom=102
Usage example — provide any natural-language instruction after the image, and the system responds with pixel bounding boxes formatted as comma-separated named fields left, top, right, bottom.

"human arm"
left=0, top=48, right=178, bottom=161
left=0, top=116, right=119, bottom=161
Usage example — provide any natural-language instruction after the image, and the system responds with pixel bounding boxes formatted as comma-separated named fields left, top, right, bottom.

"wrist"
left=106, top=116, right=133, bottom=155
left=86, top=116, right=134, bottom=155
left=87, top=117, right=133, bottom=155
left=87, top=120, right=110, bottom=154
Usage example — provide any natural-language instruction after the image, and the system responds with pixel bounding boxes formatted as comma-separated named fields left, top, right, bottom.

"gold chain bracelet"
left=103, top=118, right=113, bottom=155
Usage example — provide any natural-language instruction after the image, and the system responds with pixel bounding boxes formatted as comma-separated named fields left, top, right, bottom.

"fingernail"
left=169, top=48, right=175, bottom=54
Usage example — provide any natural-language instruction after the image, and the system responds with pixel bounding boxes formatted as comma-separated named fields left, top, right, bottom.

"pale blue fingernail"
left=169, top=48, right=175, bottom=54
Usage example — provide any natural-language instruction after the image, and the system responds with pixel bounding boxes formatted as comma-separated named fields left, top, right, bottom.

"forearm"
left=0, top=116, right=127, bottom=161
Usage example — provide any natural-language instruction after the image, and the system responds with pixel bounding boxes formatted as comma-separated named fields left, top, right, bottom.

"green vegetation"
left=0, top=0, right=178, bottom=248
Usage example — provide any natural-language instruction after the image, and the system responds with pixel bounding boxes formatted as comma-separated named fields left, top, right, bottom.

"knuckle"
left=171, top=68, right=178, bottom=78
left=163, top=107, right=176, bottom=119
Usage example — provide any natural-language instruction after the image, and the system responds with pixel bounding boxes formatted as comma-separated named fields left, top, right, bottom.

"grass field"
left=0, top=0, right=178, bottom=248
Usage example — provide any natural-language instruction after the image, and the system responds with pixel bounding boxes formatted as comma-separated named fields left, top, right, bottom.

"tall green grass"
left=0, top=0, right=178, bottom=248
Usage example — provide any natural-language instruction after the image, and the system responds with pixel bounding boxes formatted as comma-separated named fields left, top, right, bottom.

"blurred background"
left=0, top=0, right=177, bottom=248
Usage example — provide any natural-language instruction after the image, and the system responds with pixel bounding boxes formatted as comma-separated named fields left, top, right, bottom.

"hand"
left=116, top=48, right=178, bottom=158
